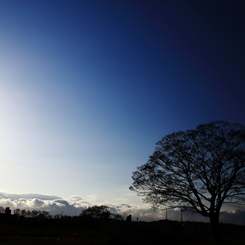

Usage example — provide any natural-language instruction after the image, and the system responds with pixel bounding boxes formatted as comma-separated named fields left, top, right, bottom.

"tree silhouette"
left=0, top=206, right=4, bottom=213
left=80, top=205, right=111, bottom=219
left=130, top=121, right=245, bottom=240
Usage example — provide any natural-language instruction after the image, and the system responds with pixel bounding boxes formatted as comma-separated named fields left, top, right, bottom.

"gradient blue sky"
left=0, top=0, right=245, bottom=221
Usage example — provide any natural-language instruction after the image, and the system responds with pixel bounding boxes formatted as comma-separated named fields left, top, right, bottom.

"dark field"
left=1, top=218, right=245, bottom=244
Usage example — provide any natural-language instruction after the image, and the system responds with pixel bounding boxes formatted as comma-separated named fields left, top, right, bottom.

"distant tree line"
left=0, top=206, right=51, bottom=218
left=0, top=205, right=124, bottom=221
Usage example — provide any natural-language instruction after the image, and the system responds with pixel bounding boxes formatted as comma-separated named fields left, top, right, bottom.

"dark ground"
left=1, top=217, right=245, bottom=244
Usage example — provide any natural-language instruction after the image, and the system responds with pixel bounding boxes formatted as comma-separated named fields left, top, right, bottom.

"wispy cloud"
left=86, top=195, right=98, bottom=201
left=0, top=190, right=61, bottom=200
left=14, top=92, right=25, bottom=99
left=113, top=198, right=131, bottom=203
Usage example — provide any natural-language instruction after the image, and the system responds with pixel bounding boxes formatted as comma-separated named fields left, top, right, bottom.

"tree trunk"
left=210, top=213, right=222, bottom=241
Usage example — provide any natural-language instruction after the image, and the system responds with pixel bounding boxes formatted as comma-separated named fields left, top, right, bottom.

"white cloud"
left=0, top=190, right=61, bottom=200
left=113, top=198, right=131, bottom=203
left=86, top=195, right=98, bottom=201
left=0, top=190, right=244, bottom=225
left=67, top=195, right=83, bottom=202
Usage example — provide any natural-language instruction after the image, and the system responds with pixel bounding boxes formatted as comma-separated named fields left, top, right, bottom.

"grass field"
left=1, top=219, right=245, bottom=244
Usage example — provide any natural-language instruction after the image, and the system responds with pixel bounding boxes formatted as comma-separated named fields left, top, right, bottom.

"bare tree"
left=130, top=121, right=245, bottom=240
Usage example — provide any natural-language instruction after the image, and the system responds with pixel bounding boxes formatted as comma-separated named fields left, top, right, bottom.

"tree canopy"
left=80, top=205, right=123, bottom=221
left=130, top=121, right=245, bottom=239
left=80, top=205, right=111, bottom=219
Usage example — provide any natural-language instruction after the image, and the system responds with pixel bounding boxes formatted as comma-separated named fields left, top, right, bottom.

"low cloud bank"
left=0, top=191, right=244, bottom=225
left=0, top=191, right=89, bottom=216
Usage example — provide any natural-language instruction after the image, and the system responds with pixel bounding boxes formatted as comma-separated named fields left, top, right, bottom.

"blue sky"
left=0, top=0, right=245, bottom=222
